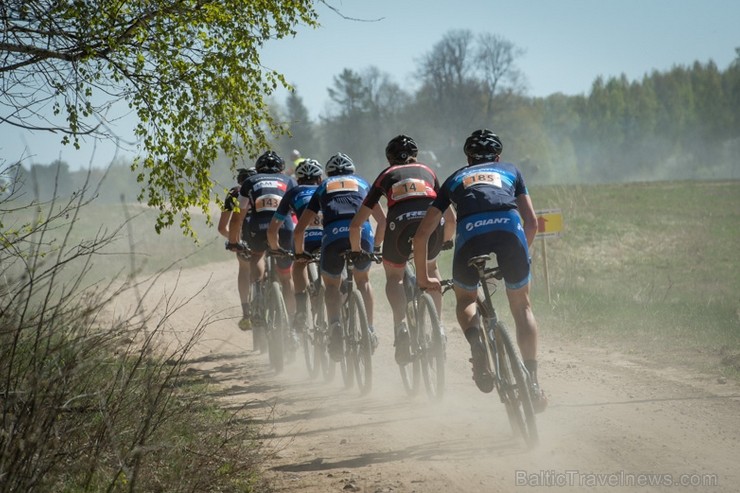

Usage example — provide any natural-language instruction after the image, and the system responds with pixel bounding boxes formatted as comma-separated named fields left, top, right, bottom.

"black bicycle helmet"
left=325, top=153, right=356, bottom=176
left=255, top=150, right=285, bottom=173
left=295, top=158, right=323, bottom=180
left=463, top=129, right=503, bottom=162
left=236, top=167, right=257, bottom=183
left=385, top=134, right=418, bottom=165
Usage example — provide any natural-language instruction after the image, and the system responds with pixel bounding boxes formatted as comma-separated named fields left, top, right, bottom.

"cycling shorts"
left=383, top=201, right=444, bottom=267
left=453, top=210, right=530, bottom=291
left=303, top=228, right=323, bottom=256
left=320, top=219, right=374, bottom=278
left=247, top=223, right=294, bottom=270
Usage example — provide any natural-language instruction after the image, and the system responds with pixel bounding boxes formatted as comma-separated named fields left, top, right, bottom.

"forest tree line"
left=10, top=31, right=739, bottom=206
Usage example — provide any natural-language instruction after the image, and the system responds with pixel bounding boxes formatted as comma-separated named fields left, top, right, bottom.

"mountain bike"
left=469, top=254, right=538, bottom=448
left=335, top=250, right=380, bottom=395
left=399, top=258, right=452, bottom=400
left=250, top=249, right=295, bottom=374
left=295, top=252, right=335, bottom=382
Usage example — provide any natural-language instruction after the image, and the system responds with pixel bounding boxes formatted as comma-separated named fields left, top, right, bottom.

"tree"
left=283, top=89, right=317, bottom=158
left=0, top=0, right=318, bottom=234
left=476, top=33, right=526, bottom=120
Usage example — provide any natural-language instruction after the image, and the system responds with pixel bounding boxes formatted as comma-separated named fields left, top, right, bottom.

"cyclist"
left=293, top=153, right=386, bottom=362
left=413, top=129, right=546, bottom=412
left=349, top=135, right=455, bottom=365
left=227, top=151, right=297, bottom=331
left=219, top=167, right=257, bottom=330
left=267, top=158, right=324, bottom=333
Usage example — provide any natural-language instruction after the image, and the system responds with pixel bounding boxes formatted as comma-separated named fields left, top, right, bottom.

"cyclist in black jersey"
left=227, top=151, right=297, bottom=329
left=413, top=129, right=546, bottom=411
left=219, top=167, right=257, bottom=330
left=349, top=135, right=455, bottom=364
left=267, top=158, right=324, bottom=332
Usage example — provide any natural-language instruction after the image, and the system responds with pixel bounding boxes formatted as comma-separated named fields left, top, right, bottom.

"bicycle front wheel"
left=494, top=321, right=538, bottom=448
left=348, top=290, right=372, bottom=395
left=266, top=281, right=287, bottom=374
left=417, top=293, right=446, bottom=400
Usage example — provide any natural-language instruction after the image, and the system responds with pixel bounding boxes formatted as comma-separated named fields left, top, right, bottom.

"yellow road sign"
left=535, top=209, right=563, bottom=238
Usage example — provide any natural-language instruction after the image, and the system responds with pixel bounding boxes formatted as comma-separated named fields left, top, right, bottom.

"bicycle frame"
left=468, top=254, right=538, bottom=447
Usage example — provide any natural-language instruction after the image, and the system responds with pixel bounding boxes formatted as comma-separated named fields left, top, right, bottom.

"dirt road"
left=123, top=261, right=740, bottom=492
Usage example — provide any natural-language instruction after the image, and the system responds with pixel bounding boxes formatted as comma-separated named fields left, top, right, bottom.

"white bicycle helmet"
left=295, top=158, right=323, bottom=180
left=325, top=153, right=356, bottom=176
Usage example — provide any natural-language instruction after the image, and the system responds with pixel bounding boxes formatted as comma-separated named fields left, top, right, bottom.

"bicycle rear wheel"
left=338, top=303, right=354, bottom=390
left=312, top=285, right=335, bottom=382
left=494, top=321, right=538, bottom=448
left=398, top=299, right=421, bottom=396
left=251, top=281, right=268, bottom=353
left=417, top=293, right=446, bottom=400
left=266, top=281, right=287, bottom=374
left=349, top=289, right=372, bottom=395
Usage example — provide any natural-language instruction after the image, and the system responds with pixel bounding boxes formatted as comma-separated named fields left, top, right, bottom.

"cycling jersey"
left=306, top=174, right=370, bottom=226
left=431, top=161, right=526, bottom=218
left=223, top=185, right=250, bottom=242
left=275, top=184, right=322, bottom=254
left=305, top=174, right=374, bottom=276
left=222, top=186, right=240, bottom=212
left=431, top=161, right=530, bottom=290
left=362, top=163, right=443, bottom=267
left=239, top=172, right=296, bottom=267
left=363, top=163, right=438, bottom=211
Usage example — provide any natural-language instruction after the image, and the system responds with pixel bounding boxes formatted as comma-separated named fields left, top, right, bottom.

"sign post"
left=534, top=209, right=563, bottom=304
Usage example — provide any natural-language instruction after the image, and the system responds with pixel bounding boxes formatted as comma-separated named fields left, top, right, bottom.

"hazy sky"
left=2, top=0, right=738, bottom=170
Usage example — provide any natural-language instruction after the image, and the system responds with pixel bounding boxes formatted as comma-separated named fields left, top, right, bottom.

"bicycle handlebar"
left=341, top=249, right=382, bottom=265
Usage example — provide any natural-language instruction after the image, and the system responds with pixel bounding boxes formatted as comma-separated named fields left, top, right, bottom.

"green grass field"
left=431, top=180, right=740, bottom=377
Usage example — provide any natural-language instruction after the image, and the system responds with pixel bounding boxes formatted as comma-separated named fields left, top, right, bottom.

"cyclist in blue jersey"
left=267, top=158, right=324, bottom=333
left=349, top=135, right=455, bottom=365
left=219, top=167, right=258, bottom=330
left=293, top=153, right=386, bottom=361
left=413, top=129, right=546, bottom=411
left=227, top=151, right=297, bottom=330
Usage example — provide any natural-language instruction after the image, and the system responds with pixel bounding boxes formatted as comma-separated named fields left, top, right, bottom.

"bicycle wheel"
left=494, top=321, right=538, bottom=448
left=398, top=298, right=421, bottom=396
left=417, top=292, right=446, bottom=400
left=349, top=289, right=373, bottom=395
left=251, top=281, right=268, bottom=354
left=301, top=299, right=318, bottom=378
left=338, top=303, right=354, bottom=390
left=312, top=285, right=334, bottom=381
left=266, top=281, right=287, bottom=373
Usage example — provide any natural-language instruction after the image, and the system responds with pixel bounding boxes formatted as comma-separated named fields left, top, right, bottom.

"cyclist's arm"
left=227, top=198, right=250, bottom=245
left=349, top=204, right=372, bottom=252
left=442, top=207, right=456, bottom=242
left=293, top=209, right=316, bottom=255
left=217, top=210, right=231, bottom=239
left=413, top=206, right=444, bottom=288
left=266, top=217, right=283, bottom=251
left=516, top=194, right=538, bottom=247
left=370, top=203, right=386, bottom=249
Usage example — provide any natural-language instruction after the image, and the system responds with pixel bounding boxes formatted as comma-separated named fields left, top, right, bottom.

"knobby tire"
left=495, top=321, right=539, bottom=448
left=418, top=293, right=446, bottom=400
left=349, top=289, right=372, bottom=395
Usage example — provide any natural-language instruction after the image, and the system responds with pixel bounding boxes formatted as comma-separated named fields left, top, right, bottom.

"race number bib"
left=463, top=172, right=502, bottom=189
left=326, top=178, right=360, bottom=193
left=390, top=178, right=429, bottom=201
left=254, top=194, right=281, bottom=212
